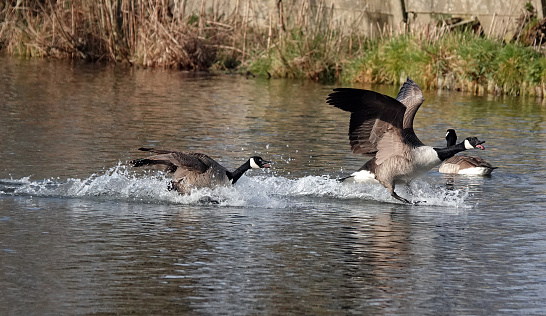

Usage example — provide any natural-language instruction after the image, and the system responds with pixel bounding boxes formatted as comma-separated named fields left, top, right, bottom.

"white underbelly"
left=350, top=170, right=379, bottom=183
left=458, top=167, right=493, bottom=175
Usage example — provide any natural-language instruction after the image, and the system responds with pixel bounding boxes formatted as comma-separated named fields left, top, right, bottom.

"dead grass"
left=0, top=0, right=221, bottom=69
left=1, top=0, right=545, bottom=96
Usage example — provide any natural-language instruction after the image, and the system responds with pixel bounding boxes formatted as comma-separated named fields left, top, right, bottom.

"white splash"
left=0, top=163, right=470, bottom=208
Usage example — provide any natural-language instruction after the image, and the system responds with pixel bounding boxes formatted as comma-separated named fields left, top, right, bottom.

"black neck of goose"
left=434, top=142, right=470, bottom=161
left=446, top=134, right=457, bottom=147
left=226, top=160, right=252, bottom=184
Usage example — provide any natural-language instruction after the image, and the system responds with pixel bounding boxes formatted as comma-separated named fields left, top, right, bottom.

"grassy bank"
left=1, top=1, right=545, bottom=97
left=343, top=31, right=546, bottom=97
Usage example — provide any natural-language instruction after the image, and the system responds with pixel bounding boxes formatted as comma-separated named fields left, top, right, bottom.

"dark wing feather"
left=138, top=147, right=177, bottom=155
left=131, top=157, right=177, bottom=171
left=132, top=149, right=212, bottom=174
left=327, top=88, right=406, bottom=155
left=396, top=78, right=426, bottom=147
left=396, top=77, right=425, bottom=108
left=186, top=152, right=224, bottom=170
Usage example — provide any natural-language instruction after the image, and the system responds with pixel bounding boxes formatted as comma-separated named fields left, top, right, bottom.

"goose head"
left=249, top=156, right=271, bottom=169
left=463, top=137, right=485, bottom=150
left=445, top=129, right=457, bottom=146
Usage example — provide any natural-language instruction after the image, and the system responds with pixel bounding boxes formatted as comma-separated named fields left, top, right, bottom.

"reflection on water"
left=1, top=57, right=546, bottom=315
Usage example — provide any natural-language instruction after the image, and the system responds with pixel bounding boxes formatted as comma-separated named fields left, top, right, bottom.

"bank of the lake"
left=1, top=1, right=546, bottom=97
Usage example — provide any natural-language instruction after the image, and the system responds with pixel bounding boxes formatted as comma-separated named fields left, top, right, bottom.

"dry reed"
left=1, top=0, right=545, bottom=96
left=0, top=0, right=222, bottom=69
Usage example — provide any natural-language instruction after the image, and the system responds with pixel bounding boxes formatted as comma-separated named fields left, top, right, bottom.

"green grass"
left=335, top=31, right=546, bottom=96
left=246, top=28, right=342, bottom=83
left=1, top=1, right=545, bottom=97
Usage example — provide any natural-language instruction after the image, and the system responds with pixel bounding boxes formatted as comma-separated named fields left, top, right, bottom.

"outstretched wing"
left=131, top=148, right=210, bottom=174
left=396, top=77, right=425, bottom=109
left=396, top=78, right=425, bottom=146
left=327, top=88, right=406, bottom=156
left=327, top=78, right=425, bottom=164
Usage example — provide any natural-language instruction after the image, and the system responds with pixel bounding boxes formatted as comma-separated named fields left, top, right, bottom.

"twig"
left=242, top=0, right=250, bottom=63
left=267, top=12, right=272, bottom=56
left=488, top=12, right=497, bottom=38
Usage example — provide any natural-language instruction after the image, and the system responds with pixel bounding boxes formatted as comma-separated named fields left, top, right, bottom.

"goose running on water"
left=131, top=148, right=270, bottom=194
left=327, top=78, right=486, bottom=204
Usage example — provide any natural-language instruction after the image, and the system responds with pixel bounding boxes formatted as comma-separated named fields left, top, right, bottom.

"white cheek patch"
left=446, top=131, right=450, bottom=137
left=250, top=158, right=260, bottom=169
left=464, top=139, right=474, bottom=149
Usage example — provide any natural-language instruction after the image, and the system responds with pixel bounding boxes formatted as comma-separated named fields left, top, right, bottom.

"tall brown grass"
left=1, top=1, right=545, bottom=97
left=0, top=0, right=226, bottom=69
left=0, top=0, right=373, bottom=72
left=0, top=0, right=359, bottom=74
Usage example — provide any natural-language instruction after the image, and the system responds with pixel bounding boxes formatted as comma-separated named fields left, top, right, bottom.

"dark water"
left=1, top=57, right=545, bottom=315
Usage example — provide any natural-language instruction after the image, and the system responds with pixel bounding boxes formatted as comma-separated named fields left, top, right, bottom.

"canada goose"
left=327, top=78, right=486, bottom=204
left=439, top=129, right=497, bottom=175
left=131, top=148, right=270, bottom=194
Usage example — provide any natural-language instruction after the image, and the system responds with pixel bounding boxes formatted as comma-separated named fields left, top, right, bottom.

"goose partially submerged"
left=327, top=78, right=486, bottom=204
left=131, top=148, right=270, bottom=194
left=439, top=129, right=497, bottom=175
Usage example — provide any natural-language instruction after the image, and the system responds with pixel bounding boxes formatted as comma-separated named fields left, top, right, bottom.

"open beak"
left=262, top=161, right=271, bottom=168
left=476, top=141, right=485, bottom=150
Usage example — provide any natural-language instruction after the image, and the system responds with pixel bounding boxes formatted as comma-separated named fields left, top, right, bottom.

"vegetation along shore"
left=2, top=1, right=546, bottom=97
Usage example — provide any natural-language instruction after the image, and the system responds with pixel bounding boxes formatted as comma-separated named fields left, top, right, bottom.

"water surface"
left=1, top=57, right=545, bottom=315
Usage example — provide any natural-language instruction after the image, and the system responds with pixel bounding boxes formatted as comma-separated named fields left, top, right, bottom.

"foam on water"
left=0, top=163, right=470, bottom=208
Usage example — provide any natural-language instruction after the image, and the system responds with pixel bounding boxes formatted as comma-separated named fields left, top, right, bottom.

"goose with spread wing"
left=327, top=78, right=486, bottom=204
left=131, top=148, right=270, bottom=194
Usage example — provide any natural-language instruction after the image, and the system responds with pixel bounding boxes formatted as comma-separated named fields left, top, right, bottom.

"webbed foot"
left=391, top=192, right=412, bottom=204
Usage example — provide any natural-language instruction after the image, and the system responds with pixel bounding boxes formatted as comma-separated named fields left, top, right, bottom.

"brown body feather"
left=131, top=148, right=270, bottom=194
left=132, top=149, right=230, bottom=194
left=439, top=154, right=497, bottom=175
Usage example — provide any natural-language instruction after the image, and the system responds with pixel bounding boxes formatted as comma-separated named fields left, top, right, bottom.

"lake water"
left=1, top=57, right=545, bottom=315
